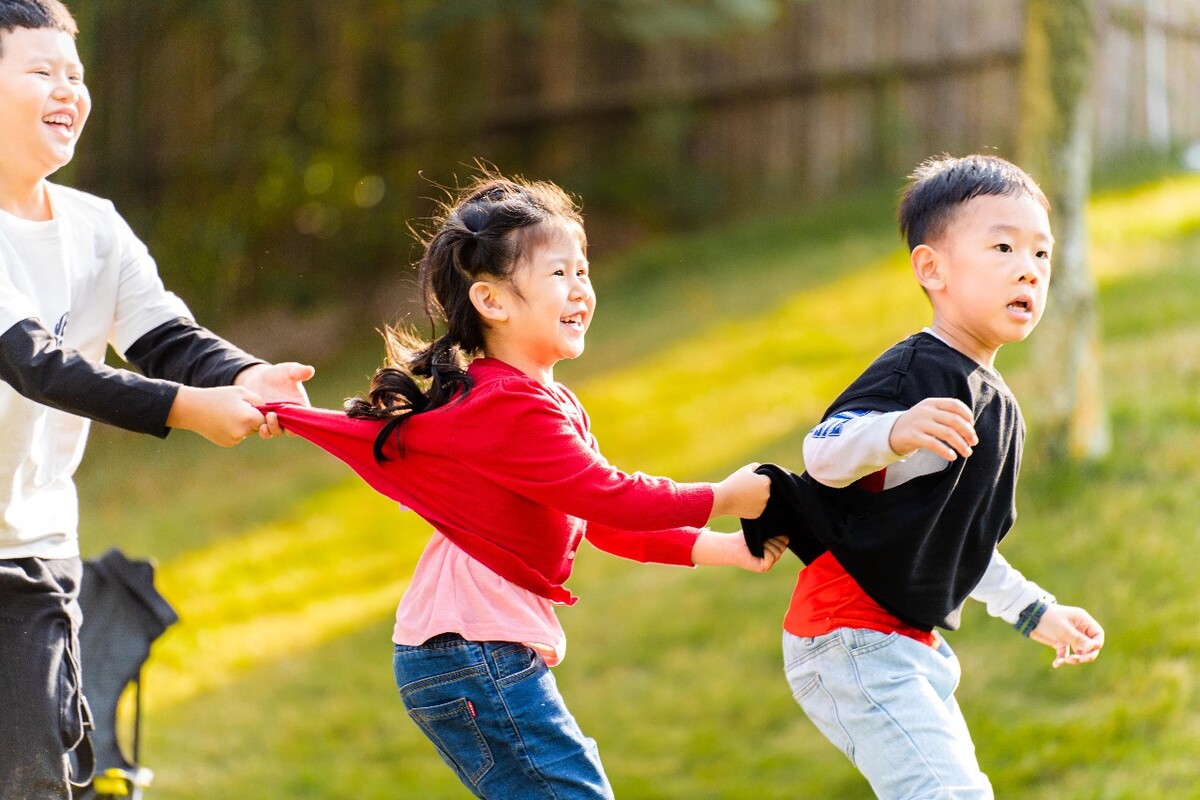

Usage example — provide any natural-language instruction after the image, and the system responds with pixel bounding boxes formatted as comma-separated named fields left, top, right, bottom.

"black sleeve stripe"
left=0, top=318, right=176, bottom=437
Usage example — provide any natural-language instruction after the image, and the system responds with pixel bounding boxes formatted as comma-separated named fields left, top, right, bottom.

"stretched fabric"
left=261, top=403, right=410, bottom=508
left=261, top=394, right=708, bottom=606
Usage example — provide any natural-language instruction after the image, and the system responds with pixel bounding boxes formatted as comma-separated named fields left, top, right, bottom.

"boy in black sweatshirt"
left=745, top=154, right=1104, bottom=799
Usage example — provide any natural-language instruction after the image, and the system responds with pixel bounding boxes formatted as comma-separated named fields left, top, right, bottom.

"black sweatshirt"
left=744, top=333, right=1024, bottom=631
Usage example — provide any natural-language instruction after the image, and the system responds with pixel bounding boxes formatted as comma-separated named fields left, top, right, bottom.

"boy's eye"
left=994, top=243, right=1013, bottom=253
left=1037, top=250, right=1050, bottom=260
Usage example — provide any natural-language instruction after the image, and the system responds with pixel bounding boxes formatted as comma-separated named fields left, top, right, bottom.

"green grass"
left=75, top=171, right=1200, bottom=798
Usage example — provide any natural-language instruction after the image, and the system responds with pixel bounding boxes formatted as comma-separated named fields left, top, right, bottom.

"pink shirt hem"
left=394, top=532, right=567, bottom=667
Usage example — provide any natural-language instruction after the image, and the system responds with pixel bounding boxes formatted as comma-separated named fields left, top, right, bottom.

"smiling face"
left=913, top=192, right=1053, bottom=367
left=479, top=220, right=594, bottom=381
left=0, top=26, right=90, bottom=190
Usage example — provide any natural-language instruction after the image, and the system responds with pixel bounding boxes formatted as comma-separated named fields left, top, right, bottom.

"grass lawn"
left=75, top=170, right=1200, bottom=799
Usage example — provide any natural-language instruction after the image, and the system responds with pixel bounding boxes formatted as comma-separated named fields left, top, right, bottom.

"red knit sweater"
left=263, top=358, right=714, bottom=604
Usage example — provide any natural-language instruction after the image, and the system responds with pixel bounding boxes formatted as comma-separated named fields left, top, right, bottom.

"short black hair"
left=0, top=0, right=77, bottom=59
left=898, top=154, right=1050, bottom=251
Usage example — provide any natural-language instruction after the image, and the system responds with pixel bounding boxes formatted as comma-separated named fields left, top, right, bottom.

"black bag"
left=74, top=549, right=179, bottom=799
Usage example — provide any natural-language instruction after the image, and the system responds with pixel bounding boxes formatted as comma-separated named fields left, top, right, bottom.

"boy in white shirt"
left=0, top=2, right=313, bottom=796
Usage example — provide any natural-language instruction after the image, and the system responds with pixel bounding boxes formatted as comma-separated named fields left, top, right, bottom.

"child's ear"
left=910, top=244, right=945, bottom=292
left=469, top=280, right=509, bottom=323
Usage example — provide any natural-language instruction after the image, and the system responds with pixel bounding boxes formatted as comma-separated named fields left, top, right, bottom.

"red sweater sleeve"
left=584, top=522, right=701, bottom=567
left=442, top=375, right=714, bottom=535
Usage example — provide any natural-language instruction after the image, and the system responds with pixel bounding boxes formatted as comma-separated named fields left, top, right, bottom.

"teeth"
left=44, top=114, right=71, bottom=126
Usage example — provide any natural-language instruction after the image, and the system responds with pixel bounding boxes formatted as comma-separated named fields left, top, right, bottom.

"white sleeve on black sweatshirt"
left=802, top=409, right=1048, bottom=623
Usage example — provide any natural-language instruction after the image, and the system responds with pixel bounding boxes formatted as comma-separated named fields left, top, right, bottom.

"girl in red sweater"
left=269, top=171, right=784, bottom=799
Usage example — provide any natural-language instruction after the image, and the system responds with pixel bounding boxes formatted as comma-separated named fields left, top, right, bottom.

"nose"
left=1018, top=254, right=1047, bottom=286
left=52, top=79, right=80, bottom=104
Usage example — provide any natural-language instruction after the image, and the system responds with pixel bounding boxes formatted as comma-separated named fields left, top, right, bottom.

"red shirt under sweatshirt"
left=264, top=358, right=714, bottom=605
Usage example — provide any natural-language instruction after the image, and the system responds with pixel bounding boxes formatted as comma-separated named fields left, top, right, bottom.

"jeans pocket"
left=491, top=643, right=544, bottom=688
left=843, top=628, right=899, bottom=655
left=407, top=697, right=495, bottom=787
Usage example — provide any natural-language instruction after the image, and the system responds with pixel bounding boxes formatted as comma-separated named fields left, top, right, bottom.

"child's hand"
left=167, top=385, right=266, bottom=447
left=1030, top=604, right=1105, bottom=668
left=889, top=397, right=977, bottom=460
left=691, top=530, right=789, bottom=573
left=711, top=463, right=771, bottom=519
left=235, top=362, right=315, bottom=438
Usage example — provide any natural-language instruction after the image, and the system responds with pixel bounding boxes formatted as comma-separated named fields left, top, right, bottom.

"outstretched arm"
left=0, top=318, right=180, bottom=436
left=126, top=317, right=314, bottom=438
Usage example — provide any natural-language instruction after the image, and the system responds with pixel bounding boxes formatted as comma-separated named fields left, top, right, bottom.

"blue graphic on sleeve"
left=53, top=312, right=70, bottom=347
left=809, top=410, right=871, bottom=439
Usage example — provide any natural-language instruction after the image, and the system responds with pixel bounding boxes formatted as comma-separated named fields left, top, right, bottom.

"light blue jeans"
left=783, top=629, right=994, bottom=800
left=394, top=634, right=613, bottom=799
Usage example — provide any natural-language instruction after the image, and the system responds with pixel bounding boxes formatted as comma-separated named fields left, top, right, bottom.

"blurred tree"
left=1018, top=0, right=1110, bottom=461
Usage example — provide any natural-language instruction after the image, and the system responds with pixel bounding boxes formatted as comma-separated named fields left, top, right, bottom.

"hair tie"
left=460, top=204, right=488, bottom=236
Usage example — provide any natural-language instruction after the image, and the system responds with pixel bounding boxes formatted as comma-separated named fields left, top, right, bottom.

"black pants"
left=0, top=557, right=88, bottom=800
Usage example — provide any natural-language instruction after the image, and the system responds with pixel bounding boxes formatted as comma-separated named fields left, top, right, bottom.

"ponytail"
left=345, top=327, right=474, bottom=462
left=346, top=168, right=583, bottom=462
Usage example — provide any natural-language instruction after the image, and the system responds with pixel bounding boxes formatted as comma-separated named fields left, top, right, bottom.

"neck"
left=0, top=173, right=53, bottom=221
left=483, top=342, right=556, bottom=385
left=926, top=320, right=999, bottom=369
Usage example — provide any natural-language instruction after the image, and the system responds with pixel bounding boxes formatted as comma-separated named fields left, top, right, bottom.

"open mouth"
left=560, top=313, right=586, bottom=332
left=1007, top=298, right=1033, bottom=318
left=42, top=113, right=75, bottom=137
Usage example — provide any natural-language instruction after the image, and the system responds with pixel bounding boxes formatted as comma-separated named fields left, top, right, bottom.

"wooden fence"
left=68, top=0, right=1200, bottom=313
left=465, top=0, right=1200, bottom=205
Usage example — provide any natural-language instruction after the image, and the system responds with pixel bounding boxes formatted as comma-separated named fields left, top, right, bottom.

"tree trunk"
left=1017, top=0, right=1110, bottom=461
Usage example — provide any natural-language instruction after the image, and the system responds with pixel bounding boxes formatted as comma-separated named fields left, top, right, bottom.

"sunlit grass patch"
left=1089, top=172, right=1200, bottom=254
left=144, top=480, right=426, bottom=711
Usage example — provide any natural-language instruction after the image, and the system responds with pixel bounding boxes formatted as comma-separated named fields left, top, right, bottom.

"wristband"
left=1014, top=599, right=1051, bottom=637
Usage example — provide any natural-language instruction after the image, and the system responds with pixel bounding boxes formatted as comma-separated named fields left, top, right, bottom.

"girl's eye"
left=1037, top=250, right=1050, bottom=260
left=552, top=269, right=565, bottom=277
left=995, top=243, right=1012, bottom=253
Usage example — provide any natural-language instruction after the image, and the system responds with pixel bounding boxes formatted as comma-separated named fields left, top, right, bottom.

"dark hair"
left=346, top=169, right=584, bottom=461
left=897, top=154, right=1050, bottom=251
left=0, top=0, right=77, bottom=58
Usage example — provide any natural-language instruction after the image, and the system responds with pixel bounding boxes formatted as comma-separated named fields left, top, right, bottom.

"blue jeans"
left=783, top=629, right=993, bottom=800
left=393, top=634, right=613, bottom=799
